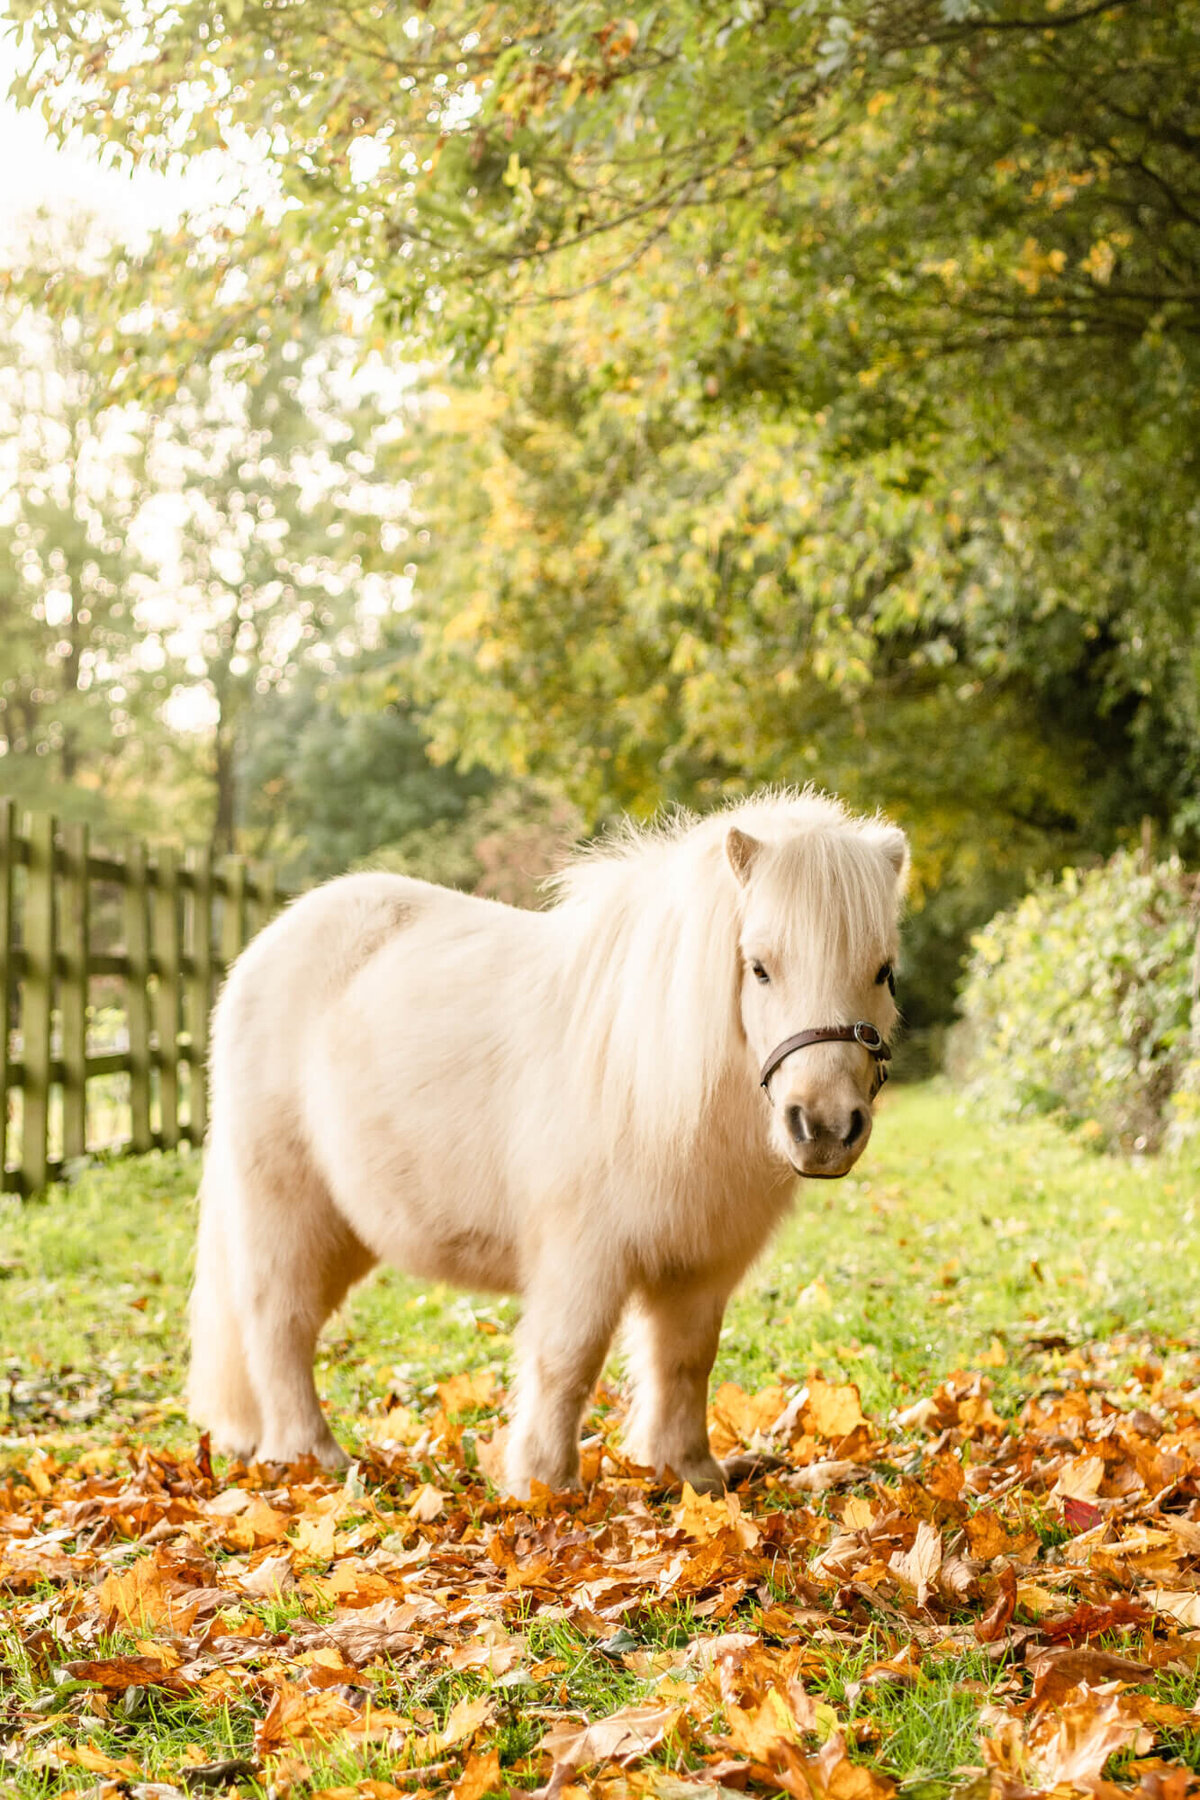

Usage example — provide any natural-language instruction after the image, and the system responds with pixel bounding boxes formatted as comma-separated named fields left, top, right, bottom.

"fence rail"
left=0, top=800, right=292, bottom=1196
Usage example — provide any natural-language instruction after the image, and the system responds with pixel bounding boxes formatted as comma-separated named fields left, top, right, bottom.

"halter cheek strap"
left=759, top=1020, right=892, bottom=1099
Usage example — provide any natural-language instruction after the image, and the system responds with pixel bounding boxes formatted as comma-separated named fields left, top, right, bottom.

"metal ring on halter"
left=759, top=1021, right=892, bottom=1096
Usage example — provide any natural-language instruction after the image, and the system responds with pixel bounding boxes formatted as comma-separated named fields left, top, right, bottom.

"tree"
left=11, top=1, right=1200, bottom=1022
left=234, top=643, right=494, bottom=883
left=12, top=1, right=1198, bottom=354
left=134, top=322, right=413, bottom=853
left=0, top=239, right=155, bottom=813
left=0, top=229, right=438, bottom=856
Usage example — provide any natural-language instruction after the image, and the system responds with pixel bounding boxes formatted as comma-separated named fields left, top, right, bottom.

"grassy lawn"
left=3, top=1082, right=1200, bottom=1800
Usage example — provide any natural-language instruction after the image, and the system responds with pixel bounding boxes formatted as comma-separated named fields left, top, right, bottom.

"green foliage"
left=8, top=1, right=1200, bottom=1032
left=402, top=322, right=1140, bottom=1033
left=365, top=780, right=585, bottom=909
left=958, top=853, right=1200, bottom=1151
left=0, top=231, right=476, bottom=864
left=0, top=223, right=160, bottom=816
left=235, top=648, right=495, bottom=883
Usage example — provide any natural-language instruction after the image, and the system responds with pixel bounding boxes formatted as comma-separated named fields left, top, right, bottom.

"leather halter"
left=759, top=1020, right=892, bottom=1099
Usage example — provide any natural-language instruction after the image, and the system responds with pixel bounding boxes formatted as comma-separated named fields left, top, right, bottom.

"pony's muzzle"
left=782, top=1094, right=873, bottom=1178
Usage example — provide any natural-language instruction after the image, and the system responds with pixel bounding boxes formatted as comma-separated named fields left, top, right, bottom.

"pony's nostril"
left=843, top=1108, right=867, bottom=1149
left=786, top=1104, right=811, bottom=1144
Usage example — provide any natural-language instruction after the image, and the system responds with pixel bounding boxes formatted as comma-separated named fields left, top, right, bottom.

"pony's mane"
left=546, top=789, right=902, bottom=1170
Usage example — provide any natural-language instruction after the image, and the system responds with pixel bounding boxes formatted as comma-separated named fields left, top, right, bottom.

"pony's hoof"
left=255, top=1437, right=350, bottom=1471
left=206, top=1428, right=259, bottom=1463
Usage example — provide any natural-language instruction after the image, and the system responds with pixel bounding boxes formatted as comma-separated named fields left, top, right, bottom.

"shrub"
left=957, top=852, right=1200, bottom=1152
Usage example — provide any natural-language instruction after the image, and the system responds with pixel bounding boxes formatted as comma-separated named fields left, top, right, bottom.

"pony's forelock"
left=548, top=789, right=906, bottom=1166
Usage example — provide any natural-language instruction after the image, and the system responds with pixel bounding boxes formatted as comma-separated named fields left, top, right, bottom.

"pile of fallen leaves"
left=7, top=1343, right=1200, bottom=1800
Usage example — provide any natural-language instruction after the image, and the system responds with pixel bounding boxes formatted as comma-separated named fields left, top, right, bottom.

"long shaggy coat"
left=189, top=791, right=908, bottom=1493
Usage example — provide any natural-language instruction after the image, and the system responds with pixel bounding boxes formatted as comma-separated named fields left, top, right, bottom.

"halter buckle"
left=853, top=1021, right=883, bottom=1051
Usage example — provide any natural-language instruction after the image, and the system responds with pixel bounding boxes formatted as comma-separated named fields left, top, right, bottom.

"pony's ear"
left=725, top=826, right=762, bottom=887
left=867, top=822, right=910, bottom=887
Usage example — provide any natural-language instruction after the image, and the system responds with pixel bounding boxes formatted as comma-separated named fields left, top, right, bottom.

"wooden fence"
left=0, top=801, right=292, bottom=1196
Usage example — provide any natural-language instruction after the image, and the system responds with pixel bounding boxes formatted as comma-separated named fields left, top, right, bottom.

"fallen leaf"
left=451, top=1747, right=501, bottom=1800
left=888, top=1521, right=942, bottom=1608
left=538, top=1703, right=681, bottom=1770
left=407, top=1484, right=447, bottom=1523
left=1148, top=1589, right=1200, bottom=1630
left=805, top=1381, right=867, bottom=1442
left=722, top=1688, right=803, bottom=1760
left=430, top=1694, right=497, bottom=1756
left=438, top=1369, right=497, bottom=1415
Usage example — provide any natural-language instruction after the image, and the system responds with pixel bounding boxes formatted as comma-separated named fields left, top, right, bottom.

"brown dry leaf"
left=538, top=1703, right=681, bottom=1770
left=475, top=1428, right=509, bottom=1487
left=451, top=1747, right=501, bottom=1800
left=888, top=1521, right=942, bottom=1608
left=293, top=1511, right=339, bottom=1564
left=255, top=1681, right=362, bottom=1755
left=65, top=1655, right=193, bottom=1693
left=1148, top=1589, right=1200, bottom=1630
left=56, top=1744, right=142, bottom=1778
left=709, top=1382, right=789, bottom=1449
left=303, top=1599, right=423, bottom=1665
left=722, top=1688, right=803, bottom=1760
left=893, top=1396, right=941, bottom=1433
left=675, top=1484, right=736, bottom=1542
left=937, top=1553, right=983, bottom=1603
left=97, top=1557, right=184, bottom=1632
left=804, top=1381, right=867, bottom=1442
left=408, top=1483, right=448, bottom=1523
left=224, top=1498, right=292, bottom=1550
left=674, top=1485, right=759, bottom=1551
left=429, top=1695, right=498, bottom=1756
left=1028, top=1647, right=1154, bottom=1709
left=312, top=1789, right=408, bottom=1800
left=369, top=1404, right=424, bottom=1445
left=975, top=1562, right=1017, bottom=1644
left=205, top=1487, right=255, bottom=1517
left=1053, top=1454, right=1106, bottom=1503
left=966, top=1510, right=1017, bottom=1562
left=240, top=1551, right=296, bottom=1598
left=1031, top=1683, right=1151, bottom=1788
left=438, top=1369, right=497, bottom=1415
left=769, top=1729, right=896, bottom=1800
left=788, top=1460, right=861, bottom=1494
left=24, top=1454, right=55, bottom=1497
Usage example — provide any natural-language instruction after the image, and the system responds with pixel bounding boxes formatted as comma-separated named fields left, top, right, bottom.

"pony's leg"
left=230, top=1164, right=377, bottom=1468
left=622, top=1278, right=732, bottom=1493
left=507, top=1255, right=623, bottom=1497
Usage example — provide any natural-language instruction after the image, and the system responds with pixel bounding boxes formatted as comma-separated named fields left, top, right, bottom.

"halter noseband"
left=759, top=1021, right=891, bottom=1099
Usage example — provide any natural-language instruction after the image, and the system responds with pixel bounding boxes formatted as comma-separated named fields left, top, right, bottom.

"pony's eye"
left=876, top=962, right=896, bottom=996
left=751, top=961, right=770, bottom=985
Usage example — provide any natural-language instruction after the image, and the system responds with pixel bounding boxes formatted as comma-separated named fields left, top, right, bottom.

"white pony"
left=189, top=791, right=908, bottom=1494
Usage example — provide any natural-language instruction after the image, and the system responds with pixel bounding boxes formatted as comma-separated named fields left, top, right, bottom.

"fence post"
left=0, top=802, right=291, bottom=1195
left=222, top=855, right=246, bottom=967
left=0, top=799, right=14, bottom=1188
left=21, top=811, right=55, bottom=1194
left=125, top=840, right=152, bottom=1155
left=60, top=820, right=89, bottom=1163
left=258, top=861, right=277, bottom=931
left=155, top=845, right=181, bottom=1150
left=187, top=846, right=213, bottom=1146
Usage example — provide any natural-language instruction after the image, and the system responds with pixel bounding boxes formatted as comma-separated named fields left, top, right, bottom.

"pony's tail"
left=188, top=1153, right=261, bottom=1460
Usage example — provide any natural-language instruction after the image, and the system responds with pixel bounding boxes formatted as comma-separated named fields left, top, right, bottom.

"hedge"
left=957, top=851, right=1200, bottom=1153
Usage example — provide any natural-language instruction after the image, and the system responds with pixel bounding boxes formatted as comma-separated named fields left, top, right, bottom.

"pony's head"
left=726, top=813, right=909, bottom=1180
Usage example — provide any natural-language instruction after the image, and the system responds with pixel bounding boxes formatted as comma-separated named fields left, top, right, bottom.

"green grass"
left=3, top=1082, right=1200, bottom=1799
left=4, top=1082, right=1197, bottom=1452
